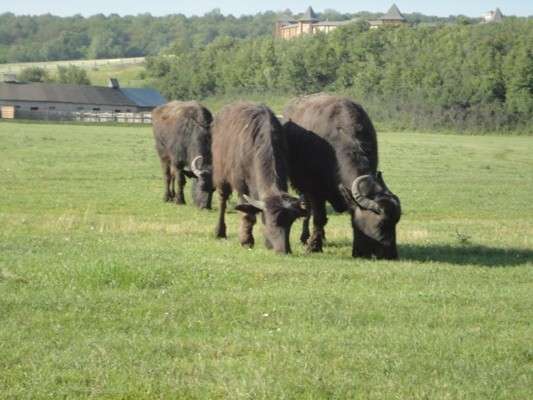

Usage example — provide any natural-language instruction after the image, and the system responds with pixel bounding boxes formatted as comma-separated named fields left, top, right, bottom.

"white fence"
left=0, top=57, right=146, bottom=74
left=13, top=110, right=152, bottom=124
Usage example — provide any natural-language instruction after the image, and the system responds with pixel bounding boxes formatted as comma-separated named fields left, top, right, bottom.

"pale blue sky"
left=1, top=1, right=531, bottom=17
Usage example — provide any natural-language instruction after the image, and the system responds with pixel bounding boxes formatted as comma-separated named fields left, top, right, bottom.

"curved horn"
left=243, top=194, right=266, bottom=211
left=351, top=175, right=382, bottom=213
left=190, top=156, right=204, bottom=177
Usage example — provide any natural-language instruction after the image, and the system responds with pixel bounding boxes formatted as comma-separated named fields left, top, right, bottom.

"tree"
left=56, top=66, right=91, bottom=85
left=18, top=67, right=52, bottom=82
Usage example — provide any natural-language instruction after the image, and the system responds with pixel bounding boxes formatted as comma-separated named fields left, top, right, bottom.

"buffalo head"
left=184, top=156, right=214, bottom=209
left=236, top=193, right=306, bottom=254
left=350, top=172, right=401, bottom=259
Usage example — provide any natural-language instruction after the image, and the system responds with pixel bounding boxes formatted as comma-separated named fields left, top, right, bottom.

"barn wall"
left=0, top=100, right=141, bottom=113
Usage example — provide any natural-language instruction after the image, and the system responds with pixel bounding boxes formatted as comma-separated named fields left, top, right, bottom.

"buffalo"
left=152, top=101, right=213, bottom=209
left=212, top=102, right=305, bottom=254
left=283, top=93, right=401, bottom=259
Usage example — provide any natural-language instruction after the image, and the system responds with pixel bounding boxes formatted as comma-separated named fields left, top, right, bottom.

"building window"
left=30, top=107, right=39, bottom=111
left=126, top=109, right=131, bottom=112
left=92, top=108, right=100, bottom=111
left=49, top=106, right=56, bottom=110
left=15, top=105, right=21, bottom=109
left=77, top=107, right=84, bottom=110
left=115, top=109, right=122, bottom=113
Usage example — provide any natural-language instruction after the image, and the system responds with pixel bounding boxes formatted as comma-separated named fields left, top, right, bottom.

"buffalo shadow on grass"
left=322, top=240, right=532, bottom=267
left=399, top=243, right=533, bottom=267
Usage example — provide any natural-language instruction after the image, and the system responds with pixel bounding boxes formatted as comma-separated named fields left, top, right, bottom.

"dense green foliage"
left=56, top=65, right=91, bottom=85
left=17, top=65, right=92, bottom=85
left=1, top=122, right=532, bottom=398
left=17, top=66, right=52, bottom=82
left=0, top=10, right=277, bottom=63
left=0, top=10, right=476, bottom=64
left=147, top=19, right=533, bottom=132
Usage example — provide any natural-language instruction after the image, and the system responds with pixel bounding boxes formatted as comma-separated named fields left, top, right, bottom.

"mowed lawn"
left=0, top=122, right=532, bottom=399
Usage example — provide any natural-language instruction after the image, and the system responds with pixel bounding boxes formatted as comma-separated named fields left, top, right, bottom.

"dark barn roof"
left=0, top=81, right=166, bottom=108
left=121, top=88, right=166, bottom=108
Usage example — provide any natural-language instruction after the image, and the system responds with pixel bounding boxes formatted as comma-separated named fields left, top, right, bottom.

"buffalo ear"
left=182, top=170, right=197, bottom=179
left=235, top=204, right=262, bottom=214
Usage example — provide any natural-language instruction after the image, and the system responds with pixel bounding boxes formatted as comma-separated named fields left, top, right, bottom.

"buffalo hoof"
left=306, top=236, right=323, bottom=253
left=300, top=232, right=310, bottom=245
left=175, top=197, right=186, bottom=205
left=306, top=245, right=323, bottom=253
left=240, top=239, right=254, bottom=249
left=215, top=225, right=227, bottom=239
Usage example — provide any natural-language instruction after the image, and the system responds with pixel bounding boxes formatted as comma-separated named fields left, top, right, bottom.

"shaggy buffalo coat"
left=152, top=101, right=213, bottom=209
left=212, top=102, right=304, bottom=253
left=283, top=93, right=401, bottom=259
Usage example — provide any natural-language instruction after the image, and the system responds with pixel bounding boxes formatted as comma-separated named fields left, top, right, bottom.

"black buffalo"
left=152, top=101, right=213, bottom=209
left=212, top=102, right=305, bottom=254
left=283, top=93, right=401, bottom=259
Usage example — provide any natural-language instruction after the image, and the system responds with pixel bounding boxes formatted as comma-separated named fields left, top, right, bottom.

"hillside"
left=0, top=10, right=479, bottom=64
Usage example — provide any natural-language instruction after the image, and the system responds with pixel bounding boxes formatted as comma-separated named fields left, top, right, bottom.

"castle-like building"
left=274, top=4, right=408, bottom=39
left=482, top=8, right=504, bottom=23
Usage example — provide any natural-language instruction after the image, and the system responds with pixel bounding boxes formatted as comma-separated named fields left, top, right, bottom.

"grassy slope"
left=83, top=64, right=147, bottom=88
left=0, top=122, right=532, bottom=399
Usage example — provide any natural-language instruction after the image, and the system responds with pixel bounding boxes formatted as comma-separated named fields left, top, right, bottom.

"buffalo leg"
left=170, top=173, right=176, bottom=200
left=299, top=194, right=311, bottom=245
left=161, top=160, right=172, bottom=202
left=307, top=197, right=327, bottom=253
left=215, top=190, right=229, bottom=238
left=174, top=168, right=186, bottom=205
left=239, top=213, right=256, bottom=248
left=351, top=212, right=373, bottom=258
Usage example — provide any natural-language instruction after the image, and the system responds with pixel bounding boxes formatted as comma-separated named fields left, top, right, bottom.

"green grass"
left=0, top=122, right=532, bottom=399
left=83, top=64, right=148, bottom=87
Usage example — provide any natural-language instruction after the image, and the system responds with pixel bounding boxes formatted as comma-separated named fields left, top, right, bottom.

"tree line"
left=146, top=19, right=533, bottom=132
left=17, top=65, right=91, bottom=85
left=0, top=10, right=477, bottom=64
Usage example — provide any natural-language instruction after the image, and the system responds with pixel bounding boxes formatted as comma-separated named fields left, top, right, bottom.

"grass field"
left=0, top=122, right=532, bottom=399
left=84, top=64, right=148, bottom=88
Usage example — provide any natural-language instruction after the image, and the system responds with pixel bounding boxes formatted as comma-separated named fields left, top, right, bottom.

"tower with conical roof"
left=368, top=4, right=408, bottom=28
left=482, top=8, right=504, bottom=23
left=298, top=6, right=319, bottom=34
left=382, top=4, right=406, bottom=22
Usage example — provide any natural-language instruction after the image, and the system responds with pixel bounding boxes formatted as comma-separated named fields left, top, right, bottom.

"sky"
left=1, top=1, right=531, bottom=18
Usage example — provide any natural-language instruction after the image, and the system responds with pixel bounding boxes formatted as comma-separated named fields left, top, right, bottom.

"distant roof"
left=315, top=20, right=356, bottom=27
left=300, top=6, right=319, bottom=21
left=382, top=4, right=406, bottom=21
left=277, top=14, right=296, bottom=23
left=0, top=82, right=165, bottom=108
left=121, top=88, right=166, bottom=108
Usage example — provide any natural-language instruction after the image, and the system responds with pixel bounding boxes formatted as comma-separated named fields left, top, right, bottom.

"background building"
left=275, top=4, right=408, bottom=39
left=0, top=76, right=165, bottom=120
left=275, top=6, right=355, bottom=39
left=368, top=4, right=408, bottom=29
left=482, top=8, right=504, bottom=23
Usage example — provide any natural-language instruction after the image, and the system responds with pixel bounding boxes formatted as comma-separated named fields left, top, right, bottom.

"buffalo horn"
left=351, top=175, right=382, bottom=213
left=243, top=194, right=266, bottom=210
left=190, top=156, right=204, bottom=177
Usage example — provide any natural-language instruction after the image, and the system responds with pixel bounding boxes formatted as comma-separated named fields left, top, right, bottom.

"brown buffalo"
left=212, top=102, right=305, bottom=253
left=152, top=101, right=213, bottom=209
left=283, top=93, right=401, bottom=259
